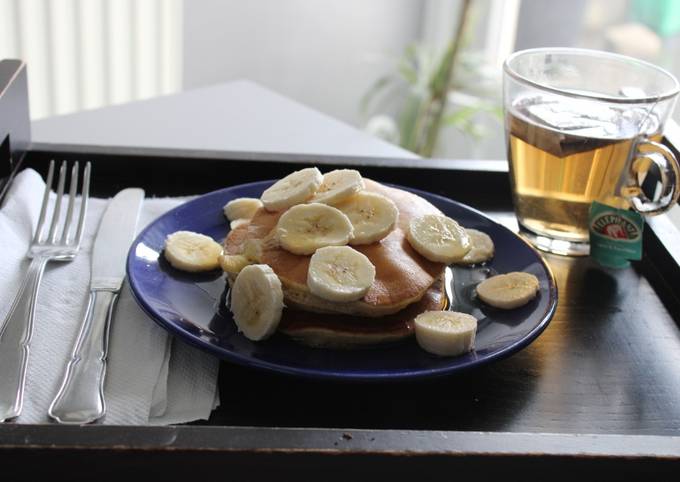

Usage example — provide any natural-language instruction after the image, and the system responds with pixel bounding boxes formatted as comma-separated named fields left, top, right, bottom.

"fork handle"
left=0, top=256, right=49, bottom=422
left=48, top=288, right=118, bottom=424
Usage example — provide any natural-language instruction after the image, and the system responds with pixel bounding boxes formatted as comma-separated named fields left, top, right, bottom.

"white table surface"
left=32, top=80, right=417, bottom=160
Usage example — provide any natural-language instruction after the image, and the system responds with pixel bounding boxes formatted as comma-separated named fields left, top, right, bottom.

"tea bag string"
left=635, top=93, right=661, bottom=139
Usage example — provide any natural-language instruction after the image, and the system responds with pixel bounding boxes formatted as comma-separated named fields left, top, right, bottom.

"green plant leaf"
left=429, top=43, right=454, bottom=96
left=442, top=105, right=490, bottom=139
left=488, top=105, right=504, bottom=120
left=398, top=92, right=427, bottom=151
left=442, top=106, right=478, bottom=126
left=398, top=60, right=418, bottom=85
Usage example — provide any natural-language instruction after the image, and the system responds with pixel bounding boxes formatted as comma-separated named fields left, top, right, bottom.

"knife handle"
left=48, top=288, right=118, bottom=424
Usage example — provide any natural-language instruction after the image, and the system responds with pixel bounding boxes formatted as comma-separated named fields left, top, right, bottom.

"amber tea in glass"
left=503, top=48, right=680, bottom=256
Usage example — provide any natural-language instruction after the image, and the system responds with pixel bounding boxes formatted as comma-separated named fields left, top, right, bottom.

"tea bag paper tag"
left=589, top=201, right=644, bottom=268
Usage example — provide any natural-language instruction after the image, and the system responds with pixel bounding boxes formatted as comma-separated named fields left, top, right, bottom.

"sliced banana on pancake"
left=476, top=272, right=539, bottom=309
left=230, top=218, right=250, bottom=230
left=335, top=191, right=398, bottom=245
left=414, top=311, right=477, bottom=356
left=276, top=203, right=354, bottom=255
left=242, top=239, right=263, bottom=262
left=230, top=264, right=284, bottom=340
left=407, top=214, right=471, bottom=263
left=261, top=167, right=323, bottom=212
left=219, top=254, right=252, bottom=274
left=220, top=238, right=265, bottom=275
left=223, top=197, right=263, bottom=221
left=164, top=231, right=223, bottom=272
left=309, top=169, right=364, bottom=205
left=307, top=246, right=376, bottom=302
left=458, top=228, right=494, bottom=265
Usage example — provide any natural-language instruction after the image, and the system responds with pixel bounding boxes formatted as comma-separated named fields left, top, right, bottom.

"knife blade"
left=48, top=188, right=144, bottom=424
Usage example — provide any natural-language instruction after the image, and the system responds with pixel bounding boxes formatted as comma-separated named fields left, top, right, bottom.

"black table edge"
left=2, top=424, right=680, bottom=457
left=28, top=140, right=510, bottom=172
left=2, top=427, right=679, bottom=480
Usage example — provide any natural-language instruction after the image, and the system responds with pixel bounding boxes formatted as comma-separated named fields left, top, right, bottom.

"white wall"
left=182, top=0, right=423, bottom=127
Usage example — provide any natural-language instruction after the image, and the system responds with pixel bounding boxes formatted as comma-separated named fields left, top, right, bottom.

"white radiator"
left=0, top=0, right=182, bottom=119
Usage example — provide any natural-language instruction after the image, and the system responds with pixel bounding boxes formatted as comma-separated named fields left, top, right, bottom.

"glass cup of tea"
left=503, top=48, right=680, bottom=256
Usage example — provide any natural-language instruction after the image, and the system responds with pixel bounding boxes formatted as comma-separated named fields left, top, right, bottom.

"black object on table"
left=2, top=60, right=680, bottom=481
left=0, top=59, right=30, bottom=206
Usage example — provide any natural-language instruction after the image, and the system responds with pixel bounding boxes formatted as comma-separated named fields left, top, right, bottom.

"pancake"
left=279, top=277, right=446, bottom=348
left=225, top=179, right=446, bottom=317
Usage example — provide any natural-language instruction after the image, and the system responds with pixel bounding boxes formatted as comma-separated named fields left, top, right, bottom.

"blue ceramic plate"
left=127, top=181, right=557, bottom=381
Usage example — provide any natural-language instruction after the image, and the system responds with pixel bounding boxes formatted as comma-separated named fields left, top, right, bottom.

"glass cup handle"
left=625, top=139, right=680, bottom=215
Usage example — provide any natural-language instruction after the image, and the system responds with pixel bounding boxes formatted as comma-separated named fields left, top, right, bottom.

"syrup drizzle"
left=445, top=264, right=497, bottom=314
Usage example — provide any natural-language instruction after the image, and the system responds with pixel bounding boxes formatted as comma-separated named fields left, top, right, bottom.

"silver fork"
left=0, top=160, right=91, bottom=422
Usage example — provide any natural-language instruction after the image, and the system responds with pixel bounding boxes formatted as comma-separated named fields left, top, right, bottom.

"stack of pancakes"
left=224, top=179, right=447, bottom=348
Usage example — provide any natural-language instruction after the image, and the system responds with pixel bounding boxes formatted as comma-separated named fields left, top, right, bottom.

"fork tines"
left=33, top=160, right=91, bottom=247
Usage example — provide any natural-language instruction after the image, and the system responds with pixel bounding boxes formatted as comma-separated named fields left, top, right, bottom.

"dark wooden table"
left=2, top=59, right=680, bottom=481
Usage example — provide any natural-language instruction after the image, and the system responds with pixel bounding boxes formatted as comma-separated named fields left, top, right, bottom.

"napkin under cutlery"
left=0, top=169, right=220, bottom=424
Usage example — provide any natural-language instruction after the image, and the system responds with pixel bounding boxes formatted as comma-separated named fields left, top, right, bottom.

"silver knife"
left=48, top=188, right=144, bottom=424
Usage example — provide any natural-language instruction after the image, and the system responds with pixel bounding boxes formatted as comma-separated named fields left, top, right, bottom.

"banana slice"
left=476, top=272, right=539, bottom=309
left=261, top=167, right=323, bottom=211
left=164, top=231, right=223, bottom=272
left=407, top=214, right=471, bottom=263
left=415, top=311, right=477, bottom=356
left=219, top=254, right=252, bottom=275
left=242, top=239, right=263, bottom=262
left=230, top=218, right=250, bottom=230
left=221, top=239, right=264, bottom=275
left=335, top=191, right=398, bottom=245
left=307, top=246, right=376, bottom=302
left=458, top=229, right=495, bottom=265
left=223, top=197, right=263, bottom=221
left=230, top=264, right=284, bottom=341
left=276, top=203, right=354, bottom=255
left=309, top=169, right=364, bottom=205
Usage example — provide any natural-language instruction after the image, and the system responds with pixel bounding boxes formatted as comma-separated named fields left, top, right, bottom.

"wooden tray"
left=2, top=60, right=680, bottom=481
